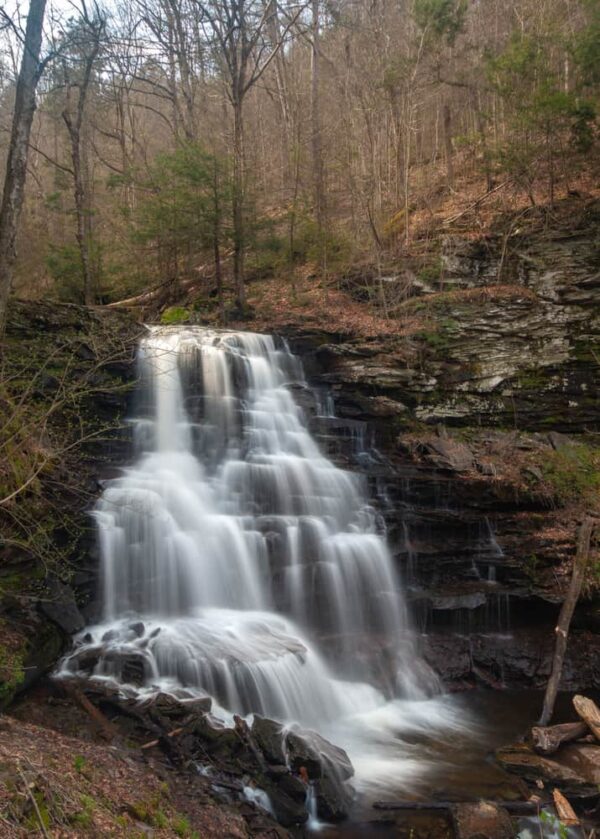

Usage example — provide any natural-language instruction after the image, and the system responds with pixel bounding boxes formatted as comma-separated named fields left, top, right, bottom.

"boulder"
left=262, top=785, right=308, bottom=827
left=284, top=727, right=354, bottom=781
left=137, top=690, right=212, bottom=718
left=276, top=772, right=308, bottom=803
left=251, top=716, right=286, bottom=765
left=39, top=579, right=85, bottom=634
left=314, top=776, right=354, bottom=822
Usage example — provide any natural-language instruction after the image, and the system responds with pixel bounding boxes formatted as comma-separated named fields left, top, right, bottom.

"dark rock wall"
left=287, top=200, right=600, bottom=691
left=0, top=301, right=142, bottom=706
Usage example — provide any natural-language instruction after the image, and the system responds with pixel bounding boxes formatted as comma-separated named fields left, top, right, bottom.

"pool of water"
left=313, top=689, right=589, bottom=837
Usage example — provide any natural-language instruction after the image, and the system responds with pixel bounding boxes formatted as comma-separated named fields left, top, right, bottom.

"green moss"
left=161, top=306, right=191, bottom=324
left=173, top=814, right=201, bottom=838
left=0, top=637, right=26, bottom=706
left=416, top=258, right=443, bottom=285
left=542, top=442, right=600, bottom=507
left=518, top=368, right=547, bottom=390
left=73, top=755, right=87, bottom=774
left=416, top=317, right=460, bottom=353
left=69, top=794, right=97, bottom=828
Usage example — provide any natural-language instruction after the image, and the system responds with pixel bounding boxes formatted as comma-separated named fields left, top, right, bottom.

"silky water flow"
left=60, top=326, right=468, bottom=792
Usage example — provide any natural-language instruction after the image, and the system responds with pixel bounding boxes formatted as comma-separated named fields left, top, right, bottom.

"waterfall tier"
left=61, top=326, right=464, bottom=790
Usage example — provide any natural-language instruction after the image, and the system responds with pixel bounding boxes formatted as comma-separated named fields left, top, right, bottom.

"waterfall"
left=61, top=326, right=465, bottom=790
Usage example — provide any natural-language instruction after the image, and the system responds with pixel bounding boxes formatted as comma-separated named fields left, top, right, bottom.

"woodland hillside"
left=0, top=0, right=598, bottom=318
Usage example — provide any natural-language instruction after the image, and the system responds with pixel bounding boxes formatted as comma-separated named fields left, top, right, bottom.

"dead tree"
left=539, top=517, right=595, bottom=726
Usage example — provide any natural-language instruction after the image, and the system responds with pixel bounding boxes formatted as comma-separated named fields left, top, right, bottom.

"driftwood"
left=141, top=726, right=185, bottom=750
left=539, top=517, right=595, bottom=726
left=573, top=695, right=600, bottom=741
left=373, top=800, right=539, bottom=814
left=552, top=789, right=579, bottom=826
left=531, top=722, right=588, bottom=755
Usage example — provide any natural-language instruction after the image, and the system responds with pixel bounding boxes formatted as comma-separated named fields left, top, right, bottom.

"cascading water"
left=60, top=326, right=466, bottom=791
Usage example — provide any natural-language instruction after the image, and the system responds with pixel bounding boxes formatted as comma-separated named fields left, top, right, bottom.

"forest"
left=1, top=1, right=600, bottom=838
left=0, top=0, right=598, bottom=322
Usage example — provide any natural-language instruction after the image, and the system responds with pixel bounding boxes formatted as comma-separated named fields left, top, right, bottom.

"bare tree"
left=0, top=0, right=48, bottom=338
left=59, top=2, right=107, bottom=306
left=198, top=0, right=306, bottom=309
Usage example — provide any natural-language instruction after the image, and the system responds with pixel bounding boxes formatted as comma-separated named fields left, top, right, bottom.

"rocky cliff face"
left=287, top=197, right=600, bottom=691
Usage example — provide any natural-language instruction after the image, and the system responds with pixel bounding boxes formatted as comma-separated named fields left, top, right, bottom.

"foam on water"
left=60, top=326, right=465, bottom=790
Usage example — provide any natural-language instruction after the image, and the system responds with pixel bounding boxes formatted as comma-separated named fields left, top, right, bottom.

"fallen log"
left=573, top=695, right=600, bottom=742
left=373, top=800, right=539, bottom=813
left=531, top=722, right=589, bottom=755
left=141, top=726, right=185, bottom=750
left=62, top=682, right=119, bottom=740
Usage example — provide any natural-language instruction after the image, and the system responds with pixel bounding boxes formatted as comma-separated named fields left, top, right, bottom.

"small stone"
left=452, top=802, right=513, bottom=839
left=547, top=431, right=572, bottom=450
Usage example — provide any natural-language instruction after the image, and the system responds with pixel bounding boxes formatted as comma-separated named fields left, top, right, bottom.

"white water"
left=61, top=326, right=466, bottom=790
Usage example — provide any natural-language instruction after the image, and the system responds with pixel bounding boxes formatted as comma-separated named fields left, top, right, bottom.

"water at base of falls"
left=59, top=326, right=467, bottom=793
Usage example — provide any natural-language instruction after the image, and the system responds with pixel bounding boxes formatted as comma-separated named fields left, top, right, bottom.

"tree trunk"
left=443, top=102, right=454, bottom=190
left=0, top=0, right=47, bottom=339
left=65, top=118, right=94, bottom=306
left=310, top=0, right=325, bottom=237
left=539, top=517, right=595, bottom=726
left=212, top=160, right=224, bottom=322
left=232, top=97, right=246, bottom=309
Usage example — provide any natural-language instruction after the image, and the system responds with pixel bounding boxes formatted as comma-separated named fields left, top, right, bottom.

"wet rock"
left=285, top=728, right=353, bottom=781
left=128, top=621, right=145, bottom=637
left=431, top=592, right=487, bottom=611
left=251, top=716, right=286, bottom=765
left=103, top=650, right=149, bottom=686
left=39, top=579, right=84, bottom=634
left=276, top=772, right=308, bottom=803
left=263, top=784, right=308, bottom=827
left=452, top=802, right=513, bottom=839
left=69, top=646, right=101, bottom=674
left=496, top=742, right=600, bottom=797
left=190, top=714, right=242, bottom=760
left=138, top=691, right=212, bottom=719
left=314, top=776, right=354, bottom=822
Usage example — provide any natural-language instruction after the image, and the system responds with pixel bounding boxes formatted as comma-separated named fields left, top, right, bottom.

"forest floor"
left=1, top=684, right=281, bottom=838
